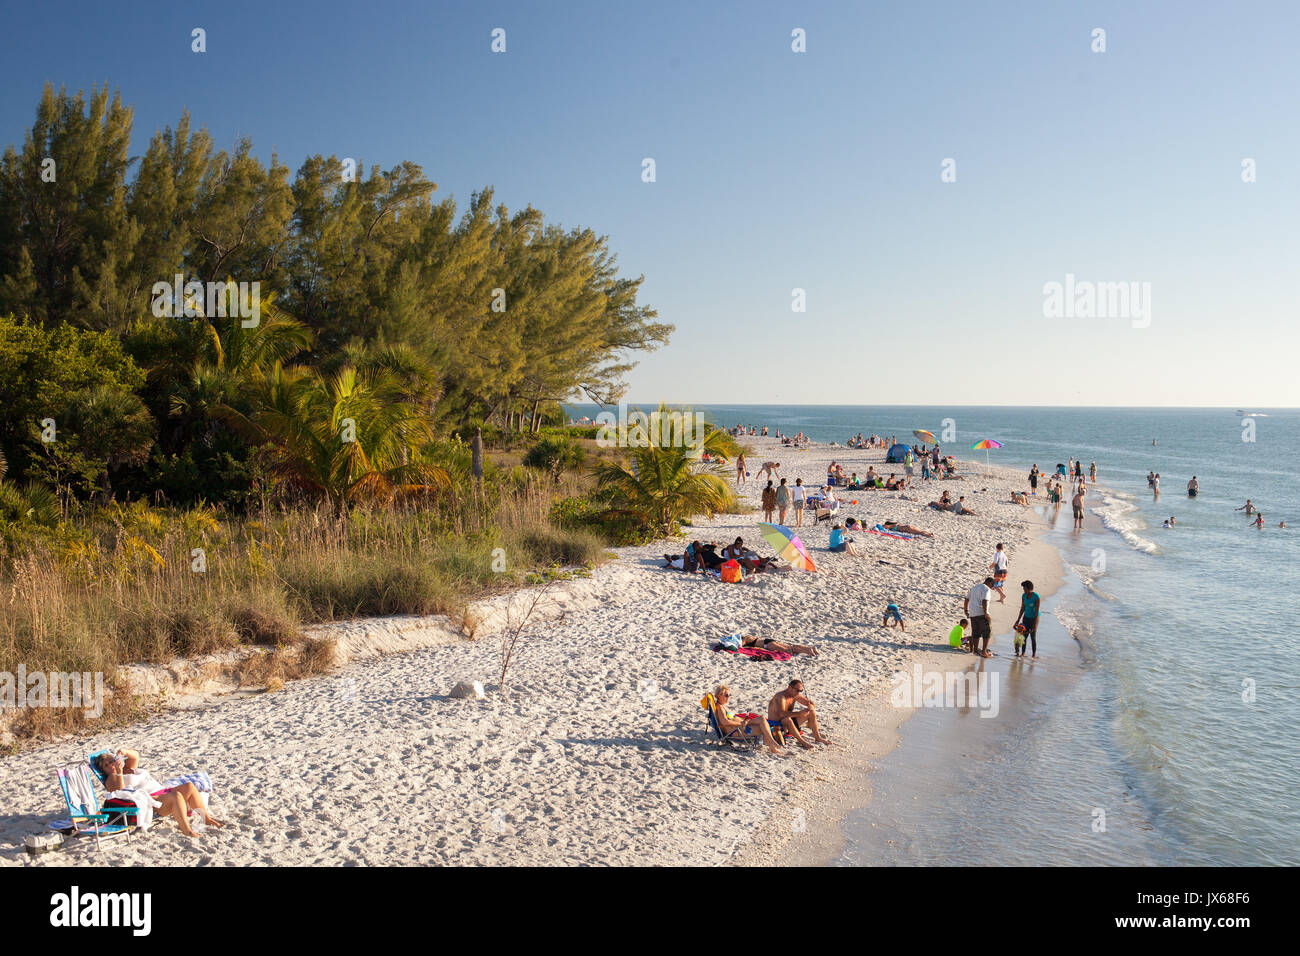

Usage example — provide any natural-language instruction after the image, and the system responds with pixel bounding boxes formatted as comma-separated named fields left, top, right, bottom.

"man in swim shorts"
left=768, top=679, right=831, bottom=747
left=1071, top=486, right=1086, bottom=530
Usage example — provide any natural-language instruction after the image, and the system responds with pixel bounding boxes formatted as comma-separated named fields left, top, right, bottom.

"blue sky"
left=2, top=0, right=1297, bottom=406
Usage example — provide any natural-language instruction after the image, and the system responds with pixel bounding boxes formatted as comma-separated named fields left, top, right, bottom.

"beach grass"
left=0, top=468, right=613, bottom=743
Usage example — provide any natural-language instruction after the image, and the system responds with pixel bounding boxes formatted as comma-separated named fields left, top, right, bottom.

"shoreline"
left=0, top=438, right=1077, bottom=867
left=733, top=520, right=1067, bottom=867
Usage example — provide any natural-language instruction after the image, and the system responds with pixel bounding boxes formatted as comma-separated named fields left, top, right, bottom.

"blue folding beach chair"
left=55, top=763, right=135, bottom=850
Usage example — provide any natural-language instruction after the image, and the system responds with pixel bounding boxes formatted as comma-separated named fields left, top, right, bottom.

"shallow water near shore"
left=572, top=404, right=1300, bottom=865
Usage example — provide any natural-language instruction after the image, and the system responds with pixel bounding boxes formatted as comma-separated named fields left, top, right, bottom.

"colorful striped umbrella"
left=971, top=438, right=1003, bottom=470
left=913, top=429, right=937, bottom=445
left=757, top=522, right=817, bottom=572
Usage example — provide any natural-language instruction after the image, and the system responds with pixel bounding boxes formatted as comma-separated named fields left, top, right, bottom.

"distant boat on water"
left=1235, top=409, right=1270, bottom=417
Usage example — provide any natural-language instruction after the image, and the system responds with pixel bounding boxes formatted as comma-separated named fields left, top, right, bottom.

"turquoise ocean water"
left=568, top=404, right=1299, bottom=865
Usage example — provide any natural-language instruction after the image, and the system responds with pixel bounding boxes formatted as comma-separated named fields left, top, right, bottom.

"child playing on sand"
left=990, top=543, right=1009, bottom=603
left=829, top=523, right=859, bottom=555
left=883, top=602, right=905, bottom=631
left=949, top=618, right=970, bottom=651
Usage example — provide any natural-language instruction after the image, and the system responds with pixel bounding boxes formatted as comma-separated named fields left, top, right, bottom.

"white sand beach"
left=1, top=439, right=1066, bottom=866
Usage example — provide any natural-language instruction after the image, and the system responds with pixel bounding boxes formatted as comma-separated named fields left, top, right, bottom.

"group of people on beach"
left=951, top=544, right=1041, bottom=661
left=710, top=679, right=832, bottom=755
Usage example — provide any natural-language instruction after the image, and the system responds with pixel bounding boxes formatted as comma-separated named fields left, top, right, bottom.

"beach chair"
left=55, top=764, right=134, bottom=850
left=700, top=694, right=784, bottom=747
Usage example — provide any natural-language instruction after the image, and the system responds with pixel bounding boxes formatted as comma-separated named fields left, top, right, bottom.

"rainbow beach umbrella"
left=971, top=438, right=1003, bottom=470
left=913, top=429, right=937, bottom=445
left=757, top=522, right=817, bottom=572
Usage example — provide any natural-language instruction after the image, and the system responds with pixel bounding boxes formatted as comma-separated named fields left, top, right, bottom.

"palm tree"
left=216, top=355, right=450, bottom=510
left=591, top=404, right=739, bottom=534
left=0, top=449, right=60, bottom=526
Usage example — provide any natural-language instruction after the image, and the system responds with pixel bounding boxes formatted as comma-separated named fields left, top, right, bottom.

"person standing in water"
left=1014, top=580, right=1041, bottom=660
left=1187, top=476, right=1199, bottom=498
left=1029, top=464, right=1039, bottom=495
left=1236, top=499, right=1256, bottom=515
left=1253, top=513, right=1264, bottom=529
left=1089, top=461, right=1097, bottom=482
left=1071, top=484, right=1087, bottom=530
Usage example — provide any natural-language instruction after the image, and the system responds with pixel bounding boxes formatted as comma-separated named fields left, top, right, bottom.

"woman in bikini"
left=740, top=635, right=818, bottom=656
left=94, top=748, right=225, bottom=837
left=711, top=686, right=785, bottom=754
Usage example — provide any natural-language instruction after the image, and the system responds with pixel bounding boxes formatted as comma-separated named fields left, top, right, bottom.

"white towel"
left=106, top=789, right=162, bottom=831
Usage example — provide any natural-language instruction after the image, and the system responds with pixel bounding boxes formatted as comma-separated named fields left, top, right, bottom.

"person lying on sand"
left=928, top=491, right=953, bottom=511
left=94, top=748, right=224, bottom=837
left=881, top=520, right=934, bottom=538
left=723, top=537, right=772, bottom=572
left=741, top=634, right=818, bottom=656
left=768, top=679, right=831, bottom=747
left=712, top=685, right=785, bottom=754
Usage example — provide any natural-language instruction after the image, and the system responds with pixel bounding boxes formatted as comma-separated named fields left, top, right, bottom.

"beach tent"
left=886, top=443, right=910, bottom=463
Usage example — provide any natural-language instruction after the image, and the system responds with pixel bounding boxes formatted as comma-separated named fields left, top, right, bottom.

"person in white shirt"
left=989, top=543, right=1009, bottom=604
left=963, top=577, right=996, bottom=657
left=791, top=478, right=807, bottom=527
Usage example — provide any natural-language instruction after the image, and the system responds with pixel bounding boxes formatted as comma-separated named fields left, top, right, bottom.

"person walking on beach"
left=964, top=576, right=996, bottom=658
left=775, top=477, right=791, bottom=525
left=904, top=449, right=915, bottom=480
left=769, top=679, right=831, bottom=747
left=735, top=453, right=747, bottom=487
left=761, top=480, right=777, bottom=524
left=990, top=543, right=1009, bottom=603
left=1071, top=485, right=1086, bottom=530
left=792, top=477, right=806, bottom=527
left=1014, top=580, right=1041, bottom=660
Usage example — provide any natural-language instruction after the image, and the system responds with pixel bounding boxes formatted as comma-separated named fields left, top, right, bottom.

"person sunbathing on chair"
left=740, top=634, right=819, bottom=656
left=768, top=679, right=831, bottom=748
left=712, top=686, right=785, bottom=754
left=95, top=749, right=224, bottom=837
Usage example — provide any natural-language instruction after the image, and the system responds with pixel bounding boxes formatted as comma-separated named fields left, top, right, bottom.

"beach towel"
left=104, top=789, right=161, bottom=831
left=867, top=524, right=915, bottom=540
left=712, top=643, right=794, bottom=663
left=163, top=770, right=213, bottom=793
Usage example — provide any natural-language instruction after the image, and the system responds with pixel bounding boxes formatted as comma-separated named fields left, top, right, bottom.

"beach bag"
left=720, top=560, right=744, bottom=583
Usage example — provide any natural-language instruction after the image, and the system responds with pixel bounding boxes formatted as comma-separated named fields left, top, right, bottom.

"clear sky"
left=2, top=0, right=1297, bottom=407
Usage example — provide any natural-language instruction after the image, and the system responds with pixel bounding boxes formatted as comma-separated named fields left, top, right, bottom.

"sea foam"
left=1096, top=493, right=1159, bottom=554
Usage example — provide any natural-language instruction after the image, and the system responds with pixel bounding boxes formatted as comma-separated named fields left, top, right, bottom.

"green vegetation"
left=0, top=86, right=761, bottom=744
